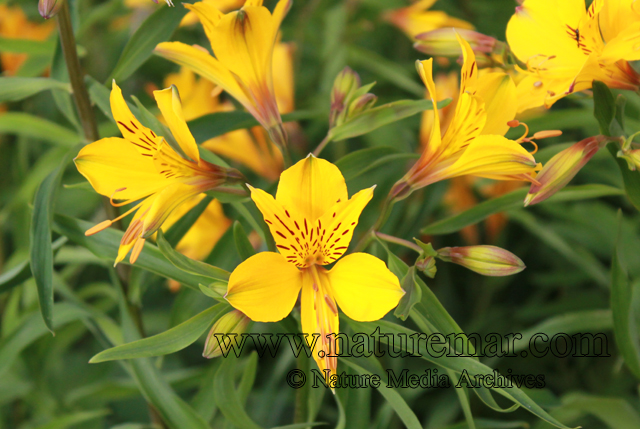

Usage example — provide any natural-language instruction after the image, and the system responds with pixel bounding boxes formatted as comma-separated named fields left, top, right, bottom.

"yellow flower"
left=0, top=4, right=55, bottom=76
left=161, top=50, right=293, bottom=180
left=506, top=0, right=640, bottom=112
left=383, top=0, right=473, bottom=41
left=75, top=82, right=241, bottom=265
left=225, top=155, right=404, bottom=379
left=391, top=35, right=541, bottom=200
left=155, top=0, right=292, bottom=149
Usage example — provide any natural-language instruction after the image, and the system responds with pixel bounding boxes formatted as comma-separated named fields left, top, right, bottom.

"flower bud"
left=416, top=256, right=437, bottom=278
left=437, top=245, right=525, bottom=277
left=414, top=28, right=497, bottom=57
left=617, top=148, right=640, bottom=171
left=524, top=136, right=606, bottom=206
left=39, top=0, right=62, bottom=19
left=330, top=67, right=361, bottom=128
left=203, top=310, right=251, bottom=359
left=347, top=93, right=377, bottom=117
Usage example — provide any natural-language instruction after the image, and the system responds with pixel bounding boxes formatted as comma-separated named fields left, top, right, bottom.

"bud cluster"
left=329, top=67, right=378, bottom=129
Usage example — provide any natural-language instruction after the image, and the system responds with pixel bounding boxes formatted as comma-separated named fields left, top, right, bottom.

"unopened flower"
left=525, top=136, right=607, bottom=206
left=38, top=0, right=62, bottom=19
left=414, top=28, right=497, bottom=57
left=329, top=67, right=377, bottom=129
left=155, top=0, right=292, bottom=149
left=437, top=245, right=525, bottom=276
left=225, top=155, right=404, bottom=380
left=75, top=82, right=243, bottom=266
left=506, top=0, right=640, bottom=112
left=203, top=310, right=251, bottom=358
left=391, top=35, right=544, bottom=201
left=618, top=149, right=640, bottom=171
left=383, top=0, right=473, bottom=40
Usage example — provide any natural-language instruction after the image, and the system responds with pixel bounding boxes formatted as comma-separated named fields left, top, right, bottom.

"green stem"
left=375, top=232, right=422, bottom=253
left=56, top=1, right=99, bottom=143
left=293, top=352, right=310, bottom=425
left=353, top=195, right=396, bottom=252
left=312, top=133, right=332, bottom=157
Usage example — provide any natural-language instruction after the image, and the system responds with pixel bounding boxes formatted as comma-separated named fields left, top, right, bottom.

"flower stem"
left=312, top=133, right=331, bottom=157
left=56, top=1, right=99, bottom=143
left=375, top=232, right=422, bottom=253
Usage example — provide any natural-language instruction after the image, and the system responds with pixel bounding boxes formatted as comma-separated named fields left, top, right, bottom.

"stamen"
left=532, top=130, right=562, bottom=140
left=85, top=220, right=113, bottom=236
left=324, top=294, right=338, bottom=315
left=109, top=188, right=133, bottom=207
left=130, top=237, right=146, bottom=264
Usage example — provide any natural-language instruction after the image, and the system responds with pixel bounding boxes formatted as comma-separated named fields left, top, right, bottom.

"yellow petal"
left=599, top=22, right=640, bottom=63
left=141, top=182, right=205, bottom=238
left=110, top=81, right=163, bottom=154
left=154, top=86, right=200, bottom=163
left=456, top=32, right=478, bottom=94
left=249, top=185, right=314, bottom=268
left=326, top=253, right=404, bottom=321
left=476, top=72, right=517, bottom=136
left=440, top=91, right=486, bottom=158
left=154, top=42, right=248, bottom=105
left=416, top=59, right=443, bottom=162
left=161, top=196, right=232, bottom=261
left=316, top=187, right=374, bottom=265
left=226, top=252, right=302, bottom=322
left=273, top=42, right=295, bottom=114
left=74, top=137, right=171, bottom=201
left=599, top=0, right=640, bottom=43
left=447, top=135, right=538, bottom=180
left=301, top=266, right=339, bottom=378
left=275, top=155, right=348, bottom=222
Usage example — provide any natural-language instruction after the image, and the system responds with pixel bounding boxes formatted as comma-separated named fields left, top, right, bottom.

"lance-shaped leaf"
left=327, top=99, right=450, bottom=142
left=0, top=77, right=70, bottom=102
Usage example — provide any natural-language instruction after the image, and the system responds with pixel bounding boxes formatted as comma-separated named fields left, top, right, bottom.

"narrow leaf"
left=0, top=77, right=70, bottom=102
left=233, top=221, right=256, bottom=261
left=214, top=356, right=263, bottom=429
left=0, top=113, right=82, bottom=146
left=108, top=6, right=188, bottom=82
left=90, top=303, right=229, bottom=362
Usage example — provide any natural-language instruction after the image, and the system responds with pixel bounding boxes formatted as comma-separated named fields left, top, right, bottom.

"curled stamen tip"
left=507, top=120, right=520, bottom=127
left=532, top=130, right=562, bottom=139
left=85, top=220, right=112, bottom=236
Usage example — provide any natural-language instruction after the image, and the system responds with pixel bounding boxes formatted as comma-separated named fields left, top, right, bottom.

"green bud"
left=437, top=245, right=525, bottom=277
left=203, top=310, right=251, bottom=359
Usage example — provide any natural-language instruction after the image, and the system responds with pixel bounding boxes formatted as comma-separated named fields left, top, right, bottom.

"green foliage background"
left=1, top=0, right=640, bottom=428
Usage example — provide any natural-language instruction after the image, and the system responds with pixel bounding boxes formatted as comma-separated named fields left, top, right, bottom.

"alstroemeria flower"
left=383, top=0, right=473, bottom=40
left=161, top=66, right=284, bottom=180
left=225, top=155, right=405, bottom=378
left=155, top=0, right=292, bottom=149
left=391, top=35, right=542, bottom=201
left=75, top=82, right=242, bottom=265
left=506, top=0, right=640, bottom=112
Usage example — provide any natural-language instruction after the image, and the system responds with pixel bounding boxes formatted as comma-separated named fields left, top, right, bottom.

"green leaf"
left=347, top=46, right=424, bottom=97
left=52, top=214, right=213, bottom=289
left=108, top=6, right=188, bottom=82
left=555, top=392, right=640, bottom=429
left=113, top=272, right=211, bottom=429
left=0, top=77, right=70, bottom=102
left=341, top=357, right=422, bottom=429
left=30, top=154, right=71, bottom=333
left=607, top=145, right=640, bottom=211
left=0, top=237, right=66, bottom=294
left=0, top=303, right=89, bottom=379
left=188, top=110, right=320, bottom=143
left=233, top=221, right=256, bottom=261
left=328, top=98, right=449, bottom=142
left=89, top=303, right=228, bottom=363
left=156, top=230, right=230, bottom=282
left=214, top=356, right=263, bottom=429
left=0, top=113, right=83, bottom=146
left=421, top=184, right=624, bottom=236
left=0, top=36, right=55, bottom=55
left=610, top=212, right=640, bottom=378
left=31, top=409, right=109, bottom=429
left=347, top=319, right=576, bottom=429
left=592, top=81, right=616, bottom=135
left=164, top=196, right=213, bottom=247
left=334, top=146, right=419, bottom=182
left=393, top=266, right=422, bottom=321
left=441, top=420, right=529, bottom=429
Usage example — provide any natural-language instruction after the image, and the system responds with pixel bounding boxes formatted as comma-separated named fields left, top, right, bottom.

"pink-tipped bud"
left=203, top=310, right=251, bottom=359
left=617, top=148, right=640, bottom=171
left=414, top=28, right=497, bottom=57
left=525, top=136, right=606, bottom=206
left=347, top=93, right=377, bottom=117
left=437, top=245, right=525, bottom=277
left=330, top=67, right=361, bottom=128
left=39, top=0, right=62, bottom=19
